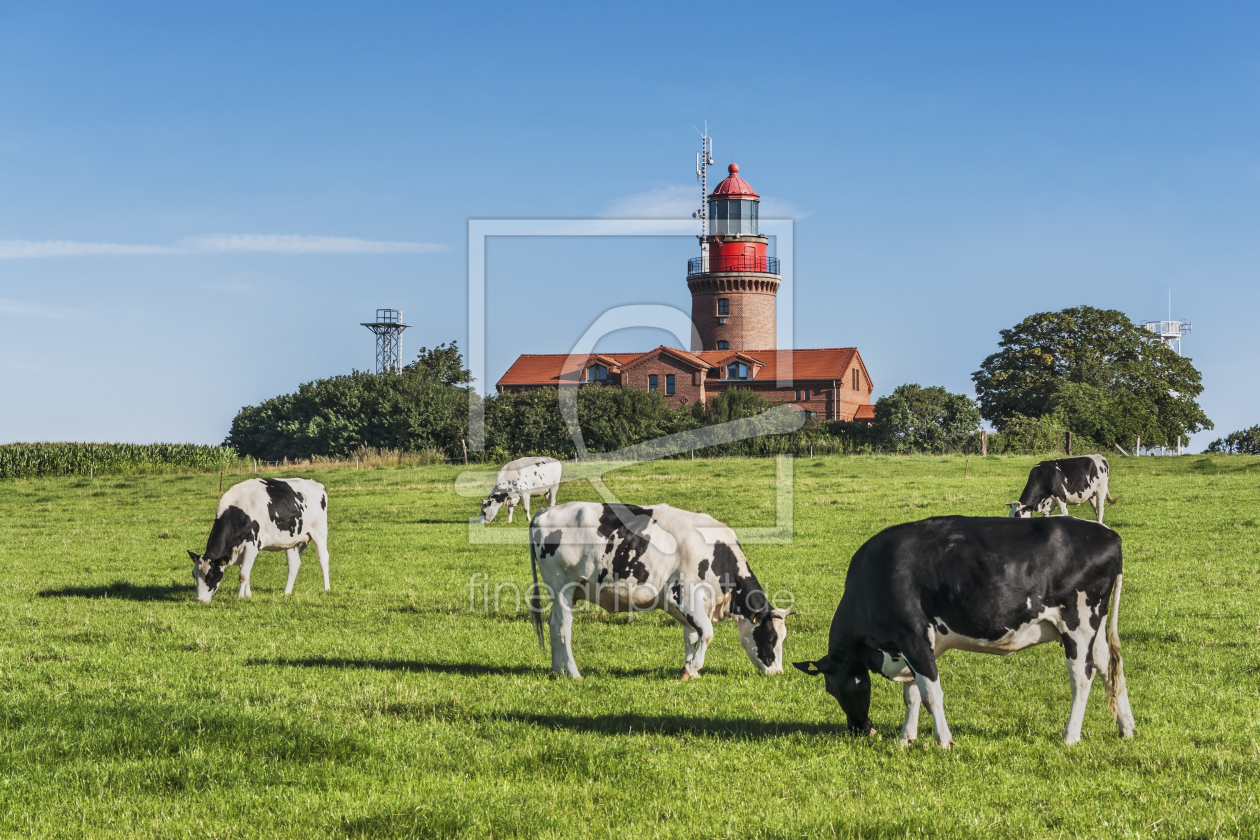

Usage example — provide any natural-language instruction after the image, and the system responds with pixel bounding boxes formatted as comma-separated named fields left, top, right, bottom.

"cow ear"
left=793, top=656, right=835, bottom=676
left=187, top=550, right=199, bottom=561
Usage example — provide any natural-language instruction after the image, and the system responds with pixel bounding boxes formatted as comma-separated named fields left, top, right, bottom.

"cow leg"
left=521, top=494, right=531, bottom=522
left=547, top=484, right=558, bottom=508
left=548, top=590, right=581, bottom=679
left=1057, top=498, right=1070, bottom=516
left=678, top=609, right=714, bottom=681
left=1061, top=627, right=1097, bottom=745
left=237, top=544, right=260, bottom=598
left=311, top=534, right=331, bottom=591
left=900, top=682, right=922, bottom=746
left=1091, top=490, right=1106, bottom=524
left=902, top=641, right=953, bottom=748
left=506, top=502, right=515, bottom=524
left=283, top=547, right=302, bottom=595
left=1091, top=624, right=1136, bottom=738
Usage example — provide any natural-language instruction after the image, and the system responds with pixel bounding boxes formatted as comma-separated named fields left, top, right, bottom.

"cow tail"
left=1105, top=573, right=1126, bottom=719
left=528, top=527, right=546, bottom=655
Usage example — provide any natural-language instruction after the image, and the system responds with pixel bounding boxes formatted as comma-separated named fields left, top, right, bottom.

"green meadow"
left=0, top=455, right=1256, bottom=838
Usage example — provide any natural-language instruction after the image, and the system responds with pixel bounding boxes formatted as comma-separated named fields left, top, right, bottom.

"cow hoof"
left=898, top=737, right=916, bottom=747
left=679, top=669, right=694, bottom=681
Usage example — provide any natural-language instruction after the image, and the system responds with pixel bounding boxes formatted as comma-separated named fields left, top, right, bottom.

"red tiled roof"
left=710, top=163, right=760, bottom=199
left=702, top=348, right=859, bottom=382
left=497, top=352, right=645, bottom=388
left=621, top=345, right=710, bottom=371
left=854, top=404, right=876, bottom=421
left=497, top=346, right=866, bottom=389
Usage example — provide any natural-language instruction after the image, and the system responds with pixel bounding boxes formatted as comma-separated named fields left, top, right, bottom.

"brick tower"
left=687, top=162, right=779, bottom=351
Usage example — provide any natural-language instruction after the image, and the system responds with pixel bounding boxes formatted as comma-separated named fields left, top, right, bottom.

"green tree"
left=483, top=385, right=694, bottom=459
left=870, top=384, right=982, bottom=454
left=972, top=306, right=1211, bottom=446
left=225, top=353, right=474, bottom=460
left=406, top=341, right=472, bottom=386
left=1206, top=425, right=1260, bottom=455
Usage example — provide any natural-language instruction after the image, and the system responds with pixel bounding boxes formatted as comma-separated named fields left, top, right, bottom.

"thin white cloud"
left=0, top=298, right=91, bottom=319
left=603, top=185, right=701, bottom=218
left=0, top=234, right=447, bottom=259
left=181, top=234, right=447, bottom=254
left=603, top=184, right=805, bottom=220
left=0, top=240, right=175, bottom=258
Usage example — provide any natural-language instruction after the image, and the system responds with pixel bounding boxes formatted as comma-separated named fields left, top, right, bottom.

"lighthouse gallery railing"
left=687, top=255, right=780, bottom=277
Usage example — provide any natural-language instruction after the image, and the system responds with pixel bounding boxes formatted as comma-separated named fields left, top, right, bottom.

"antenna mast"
left=695, top=123, right=713, bottom=265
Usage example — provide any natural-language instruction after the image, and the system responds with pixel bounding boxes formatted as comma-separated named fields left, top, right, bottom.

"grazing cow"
left=528, top=502, right=793, bottom=680
left=187, top=477, right=329, bottom=603
left=795, top=516, right=1135, bottom=747
left=1008, top=454, right=1113, bottom=524
left=481, top=456, right=562, bottom=524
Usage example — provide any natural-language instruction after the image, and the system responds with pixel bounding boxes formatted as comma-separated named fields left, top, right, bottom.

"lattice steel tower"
left=361, top=309, right=411, bottom=373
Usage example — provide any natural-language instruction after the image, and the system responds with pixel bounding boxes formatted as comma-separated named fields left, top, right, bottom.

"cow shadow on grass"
left=247, top=656, right=540, bottom=677
left=38, top=581, right=187, bottom=602
left=487, top=710, right=849, bottom=740
left=248, top=656, right=724, bottom=680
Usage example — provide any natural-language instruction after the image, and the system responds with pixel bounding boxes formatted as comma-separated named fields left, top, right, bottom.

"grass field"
left=0, top=455, right=1257, bottom=838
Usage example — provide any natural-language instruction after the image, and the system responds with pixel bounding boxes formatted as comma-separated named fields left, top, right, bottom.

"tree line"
left=225, top=306, right=1221, bottom=461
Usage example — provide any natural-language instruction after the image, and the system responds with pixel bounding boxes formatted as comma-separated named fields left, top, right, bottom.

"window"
left=717, top=298, right=729, bottom=316
left=852, top=368, right=859, bottom=390
left=728, top=362, right=748, bottom=380
left=808, top=411, right=818, bottom=419
left=717, top=340, right=729, bottom=350
left=589, top=364, right=607, bottom=383
left=665, top=374, right=675, bottom=395
left=648, top=374, right=658, bottom=392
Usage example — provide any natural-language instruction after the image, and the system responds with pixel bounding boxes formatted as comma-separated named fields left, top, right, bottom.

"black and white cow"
left=481, top=456, right=562, bottom=524
left=187, top=477, right=330, bottom=603
left=795, top=516, right=1135, bottom=747
left=1009, top=454, right=1112, bottom=524
left=528, top=502, right=793, bottom=680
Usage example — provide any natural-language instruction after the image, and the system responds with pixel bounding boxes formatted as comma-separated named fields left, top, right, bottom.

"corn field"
left=0, top=443, right=238, bottom=480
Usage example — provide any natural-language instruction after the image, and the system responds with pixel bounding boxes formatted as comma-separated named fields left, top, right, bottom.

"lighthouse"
left=686, top=162, right=780, bottom=352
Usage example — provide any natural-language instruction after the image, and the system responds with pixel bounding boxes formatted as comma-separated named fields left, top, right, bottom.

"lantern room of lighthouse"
left=686, top=161, right=781, bottom=352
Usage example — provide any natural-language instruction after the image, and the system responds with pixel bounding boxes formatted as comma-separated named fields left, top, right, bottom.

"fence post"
left=981, top=430, right=988, bottom=457
left=1067, top=431, right=1073, bottom=456
left=219, top=471, right=224, bottom=493
left=462, top=438, right=468, bottom=466
left=1135, top=436, right=1141, bottom=457
left=965, top=457, right=969, bottom=478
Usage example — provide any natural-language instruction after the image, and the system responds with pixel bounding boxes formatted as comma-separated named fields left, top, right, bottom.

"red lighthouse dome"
left=709, top=163, right=760, bottom=199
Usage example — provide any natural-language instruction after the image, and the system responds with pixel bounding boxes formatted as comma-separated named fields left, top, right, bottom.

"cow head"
left=480, top=484, right=522, bottom=524
left=793, top=654, right=877, bottom=736
left=735, top=608, right=794, bottom=675
left=188, top=549, right=228, bottom=603
left=1008, top=501, right=1031, bottom=518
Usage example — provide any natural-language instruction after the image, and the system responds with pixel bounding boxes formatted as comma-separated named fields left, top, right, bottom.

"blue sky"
left=1, top=2, right=1257, bottom=450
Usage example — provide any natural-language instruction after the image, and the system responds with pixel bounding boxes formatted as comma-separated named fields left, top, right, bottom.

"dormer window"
left=589, top=364, right=608, bottom=384
left=728, top=362, right=749, bottom=380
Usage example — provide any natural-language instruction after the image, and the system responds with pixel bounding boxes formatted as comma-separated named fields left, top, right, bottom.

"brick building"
left=497, top=162, right=876, bottom=423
